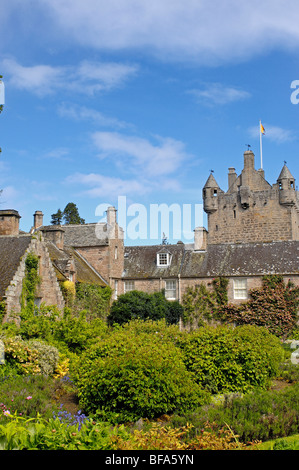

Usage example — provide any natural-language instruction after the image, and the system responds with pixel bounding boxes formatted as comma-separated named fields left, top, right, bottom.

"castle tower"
left=277, top=163, right=296, bottom=206
left=203, top=172, right=222, bottom=214
left=203, top=150, right=299, bottom=245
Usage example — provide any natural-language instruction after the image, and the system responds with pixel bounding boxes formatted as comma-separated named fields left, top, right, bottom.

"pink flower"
left=26, top=396, right=32, bottom=400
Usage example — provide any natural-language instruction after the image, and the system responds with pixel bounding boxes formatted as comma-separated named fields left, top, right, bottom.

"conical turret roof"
left=277, top=164, right=295, bottom=181
left=203, top=172, right=220, bottom=189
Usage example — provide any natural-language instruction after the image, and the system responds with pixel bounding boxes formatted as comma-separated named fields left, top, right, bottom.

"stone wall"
left=4, top=235, right=64, bottom=321
left=207, top=190, right=294, bottom=245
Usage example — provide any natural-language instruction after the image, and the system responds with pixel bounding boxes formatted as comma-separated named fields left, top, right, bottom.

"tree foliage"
left=107, top=290, right=183, bottom=326
left=51, top=202, right=85, bottom=225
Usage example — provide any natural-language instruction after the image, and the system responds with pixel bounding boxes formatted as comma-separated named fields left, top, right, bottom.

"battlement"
left=203, top=150, right=299, bottom=244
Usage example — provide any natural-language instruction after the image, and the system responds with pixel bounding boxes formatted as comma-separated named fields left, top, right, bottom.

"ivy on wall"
left=218, top=275, right=299, bottom=338
left=181, top=277, right=228, bottom=328
left=21, top=253, right=40, bottom=316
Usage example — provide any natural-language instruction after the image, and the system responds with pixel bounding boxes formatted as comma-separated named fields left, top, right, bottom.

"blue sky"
left=0, top=1, right=299, bottom=244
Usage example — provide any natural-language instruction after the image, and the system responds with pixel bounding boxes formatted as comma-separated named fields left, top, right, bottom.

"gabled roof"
left=45, top=241, right=107, bottom=286
left=0, top=235, right=32, bottom=298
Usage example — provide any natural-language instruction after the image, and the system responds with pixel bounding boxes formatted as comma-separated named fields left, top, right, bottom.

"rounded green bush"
left=71, top=323, right=210, bottom=423
left=178, top=324, right=285, bottom=394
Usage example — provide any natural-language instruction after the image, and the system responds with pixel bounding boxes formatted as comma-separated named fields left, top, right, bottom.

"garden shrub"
left=177, top=324, right=284, bottom=394
left=71, top=322, right=210, bottom=423
left=1, top=336, right=41, bottom=375
left=0, top=335, right=60, bottom=377
left=107, top=290, right=183, bottom=326
left=74, top=283, right=112, bottom=319
left=52, top=312, right=108, bottom=353
left=28, top=340, right=59, bottom=376
left=173, top=383, right=299, bottom=444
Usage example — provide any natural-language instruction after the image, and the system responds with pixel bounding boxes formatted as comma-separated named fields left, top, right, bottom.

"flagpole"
left=259, top=120, right=263, bottom=169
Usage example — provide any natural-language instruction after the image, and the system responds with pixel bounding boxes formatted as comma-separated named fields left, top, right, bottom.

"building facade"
left=0, top=149, right=298, bottom=319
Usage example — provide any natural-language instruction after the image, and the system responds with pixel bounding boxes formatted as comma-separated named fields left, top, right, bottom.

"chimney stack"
left=0, top=210, right=21, bottom=236
left=33, top=210, right=44, bottom=230
left=41, top=226, right=65, bottom=250
left=106, top=206, right=117, bottom=225
left=228, top=167, right=237, bottom=189
left=194, top=227, right=208, bottom=251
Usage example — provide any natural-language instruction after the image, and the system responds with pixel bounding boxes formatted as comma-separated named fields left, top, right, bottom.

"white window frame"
left=124, top=280, right=135, bottom=293
left=233, top=278, right=247, bottom=300
left=165, top=280, right=176, bottom=300
left=157, top=252, right=170, bottom=267
left=114, top=280, right=118, bottom=299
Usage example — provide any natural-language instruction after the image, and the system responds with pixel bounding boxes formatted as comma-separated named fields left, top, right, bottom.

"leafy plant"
left=108, top=290, right=183, bottom=326
left=21, top=253, right=40, bottom=315
left=177, top=324, right=284, bottom=394
left=219, top=275, right=299, bottom=338
left=181, top=283, right=218, bottom=328
left=71, top=321, right=210, bottom=423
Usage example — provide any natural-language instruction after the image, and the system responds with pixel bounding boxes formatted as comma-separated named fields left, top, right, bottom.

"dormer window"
left=157, top=252, right=170, bottom=267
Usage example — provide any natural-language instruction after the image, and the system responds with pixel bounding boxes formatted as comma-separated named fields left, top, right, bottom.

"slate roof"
left=45, top=241, right=107, bottom=286
left=123, top=244, right=186, bottom=279
left=62, top=223, right=109, bottom=247
left=0, top=235, right=32, bottom=298
left=124, top=240, right=299, bottom=279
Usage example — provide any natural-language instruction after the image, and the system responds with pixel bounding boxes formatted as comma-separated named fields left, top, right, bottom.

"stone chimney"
left=194, top=227, right=208, bottom=251
left=0, top=210, right=21, bottom=236
left=243, top=150, right=255, bottom=171
left=41, top=226, right=65, bottom=250
left=106, top=206, right=117, bottom=225
left=33, top=210, right=44, bottom=230
left=228, top=167, right=237, bottom=189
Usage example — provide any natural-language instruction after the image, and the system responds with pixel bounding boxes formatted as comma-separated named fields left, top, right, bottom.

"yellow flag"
left=260, top=122, right=265, bottom=135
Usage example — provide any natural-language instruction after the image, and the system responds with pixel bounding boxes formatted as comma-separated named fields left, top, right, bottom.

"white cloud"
left=91, top=131, right=191, bottom=177
left=40, top=147, right=71, bottom=160
left=66, top=172, right=148, bottom=198
left=57, top=102, right=131, bottom=129
left=248, top=124, right=295, bottom=143
left=11, top=0, right=299, bottom=64
left=189, top=83, right=250, bottom=105
left=2, top=57, right=138, bottom=97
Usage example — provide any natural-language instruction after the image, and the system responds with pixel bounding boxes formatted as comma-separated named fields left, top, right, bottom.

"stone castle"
left=0, top=149, right=298, bottom=320
left=203, top=150, right=298, bottom=244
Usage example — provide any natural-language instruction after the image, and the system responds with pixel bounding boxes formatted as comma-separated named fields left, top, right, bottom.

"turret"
left=277, top=163, right=296, bottom=206
left=203, top=172, right=221, bottom=213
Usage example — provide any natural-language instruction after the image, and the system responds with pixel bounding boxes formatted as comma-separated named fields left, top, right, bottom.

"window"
left=124, top=280, right=135, bottom=293
left=233, top=279, right=247, bottom=300
left=114, top=280, right=118, bottom=299
left=157, top=252, right=170, bottom=267
left=34, top=297, right=42, bottom=308
left=165, top=280, right=176, bottom=300
left=115, top=246, right=118, bottom=259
